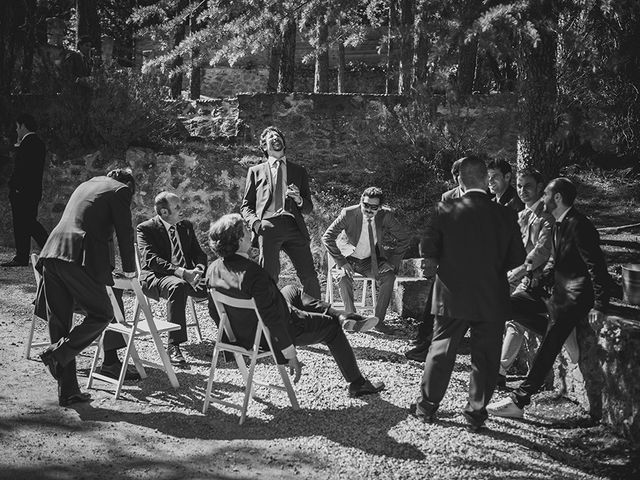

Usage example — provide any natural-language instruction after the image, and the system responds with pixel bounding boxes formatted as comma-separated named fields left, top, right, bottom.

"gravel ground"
left=1, top=247, right=638, bottom=480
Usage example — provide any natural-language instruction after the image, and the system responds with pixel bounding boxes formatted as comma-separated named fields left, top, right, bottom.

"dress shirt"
left=159, top=216, right=186, bottom=278
left=352, top=216, right=377, bottom=259
left=464, top=188, right=488, bottom=195
left=556, top=206, right=572, bottom=224
left=263, top=155, right=297, bottom=220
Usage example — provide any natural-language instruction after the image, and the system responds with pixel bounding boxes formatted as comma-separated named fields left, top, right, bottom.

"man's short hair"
left=361, top=186, right=384, bottom=205
left=106, top=168, right=135, bottom=194
left=548, top=177, right=577, bottom=207
left=154, top=191, right=178, bottom=215
left=259, top=126, right=286, bottom=157
left=451, top=158, right=463, bottom=177
left=517, top=168, right=544, bottom=185
left=78, top=35, right=92, bottom=47
left=16, top=113, right=37, bottom=131
left=458, top=156, right=488, bottom=188
left=487, top=159, right=513, bottom=176
left=209, top=214, right=245, bottom=258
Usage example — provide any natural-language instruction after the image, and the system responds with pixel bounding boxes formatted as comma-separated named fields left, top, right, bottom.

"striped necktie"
left=169, top=225, right=186, bottom=267
left=368, top=219, right=378, bottom=278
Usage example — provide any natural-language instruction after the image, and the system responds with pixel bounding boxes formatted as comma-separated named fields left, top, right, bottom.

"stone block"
left=391, top=277, right=432, bottom=319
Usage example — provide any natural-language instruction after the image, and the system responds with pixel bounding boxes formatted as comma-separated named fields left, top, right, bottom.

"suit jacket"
left=542, top=208, right=610, bottom=312
left=494, top=185, right=524, bottom=212
left=441, top=186, right=463, bottom=201
left=322, top=205, right=410, bottom=271
left=137, top=216, right=207, bottom=288
left=509, top=201, right=555, bottom=285
left=207, top=254, right=295, bottom=363
left=240, top=160, right=313, bottom=240
left=37, top=176, right=135, bottom=285
left=9, top=133, right=46, bottom=200
left=423, top=191, right=526, bottom=322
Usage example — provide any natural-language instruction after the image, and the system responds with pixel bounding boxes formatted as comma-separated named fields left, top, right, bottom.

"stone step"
left=391, top=276, right=432, bottom=319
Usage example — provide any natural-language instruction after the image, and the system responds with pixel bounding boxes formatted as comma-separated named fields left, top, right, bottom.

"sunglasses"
left=361, top=201, right=380, bottom=211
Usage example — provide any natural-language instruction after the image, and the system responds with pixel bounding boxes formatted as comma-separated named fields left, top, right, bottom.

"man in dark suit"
left=137, top=191, right=208, bottom=367
left=36, top=169, right=136, bottom=407
left=411, top=156, right=525, bottom=431
left=488, top=177, right=610, bottom=418
left=2, top=113, right=49, bottom=267
left=488, top=159, right=524, bottom=212
left=206, top=213, right=384, bottom=397
left=240, top=126, right=321, bottom=298
left=322, top=186, right=410, bottom=334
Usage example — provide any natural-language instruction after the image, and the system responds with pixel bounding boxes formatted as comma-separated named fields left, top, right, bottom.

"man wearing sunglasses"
left=322, top=187, right=410, bottom=334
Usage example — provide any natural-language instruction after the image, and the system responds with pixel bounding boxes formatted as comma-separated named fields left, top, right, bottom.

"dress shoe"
left=404, top=341, right=430, bottom=363
left=348, top=378, right=385, bottom=397
left=99, top=361, right=141, bottom=381
left=462, top=411, right=486, bottom=433
left=339, top=313, right=379, bottom=333
left=40, top=349, right=62, bottom=380
left=1, top=257, right=29, bottom=267
left=487, top=397, right=524, bottom=419
left=59, top=391, right=92, bottom=407
left=374, top=322, right=397, bottom=335
left=167, top=344, right=189, bottom=368
left=409, top=401, right=437, bottom=423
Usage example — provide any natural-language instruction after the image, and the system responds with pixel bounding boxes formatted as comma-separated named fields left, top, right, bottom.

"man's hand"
left=286, top=183, right=302, bottom=205
left=123, top=271, right=136, bottom=279
left=588, top=308, right=605, bottom=327
left=341, top=262, right=355, bottom=279
left=183, top=268, right=203, bottom=288
left=378, top=261, right=394, bottom=274
left=287, top=355, right=303, bottom=384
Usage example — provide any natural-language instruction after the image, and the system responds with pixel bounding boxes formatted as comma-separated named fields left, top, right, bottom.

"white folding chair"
left=133, top=245, right=203, bottom=342
left=325, top=252, right=377, bottom=310
left=203, top=290, right=300, bottom=424
left=24, top=253, right=49, bottom=359
left=86, top=275, right=181, bottom=399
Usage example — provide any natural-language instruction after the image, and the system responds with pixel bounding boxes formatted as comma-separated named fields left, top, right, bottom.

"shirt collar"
left=464, top=188, right=487, bottom=195
left=236, top=251, right=249, bottom=259
left=268, top=155, right=286, bottom=167
left=17, top=131, right=35, bottom=146
left=158, top=215, right=177, bottom=231
left=526, top=198, right=542, bottom=213
left=556, top=206, right=572, bottom=224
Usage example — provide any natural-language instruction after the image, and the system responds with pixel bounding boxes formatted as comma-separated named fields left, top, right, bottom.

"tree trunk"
left=337, top=41, right=346, bottom=93
left=456, top=36, right=478, bottom=97
left=0, top=2, right=23, bottom=94
left=411, top=0, right=429, bottom=91
left=267, top=29, right=281, bottom=93
left=189, top=6, right=200, bottom=100
left=19, top=0, right=37, bottom=93
left=385, top=1, right=398, bottom=94
left=169, top=0, right=188, bottom=99
left=314, top=16, right=329, bottom=93
left=76, top=0, right=101, bottom=55
left=398, top=0, right=414, bottom=94
left=516, top=1, right=559, bottom=177
left=279, top=18, right=296, bottom=92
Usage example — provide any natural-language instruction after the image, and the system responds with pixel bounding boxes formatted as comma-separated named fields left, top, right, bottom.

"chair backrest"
left=209, top=289, right=277, bottom=353
left=30, top=253, right=41, bottom=284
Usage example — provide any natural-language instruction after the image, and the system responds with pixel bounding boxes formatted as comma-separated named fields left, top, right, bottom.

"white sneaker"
left=487, top=397, right=524, bottom=419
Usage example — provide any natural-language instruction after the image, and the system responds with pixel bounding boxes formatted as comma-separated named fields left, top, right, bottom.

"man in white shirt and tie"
left=137, top=192, right=208, bottom=367
left=322, top=187, right=410, bottom=334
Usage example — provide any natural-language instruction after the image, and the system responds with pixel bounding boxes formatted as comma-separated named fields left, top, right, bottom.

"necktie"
left=169, top=225, right=186, bottom=267
left=368, top=219, right=378, bottom=279
left=273, top=160, right=284, bottom=211
left=553, top=222, right=561, bottom=254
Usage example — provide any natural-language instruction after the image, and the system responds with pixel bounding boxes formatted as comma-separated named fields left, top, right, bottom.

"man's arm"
left=240, top=167, right=261, bottom=233
left=296, top=165, right=313, bottom=215
left=575, top=217, right=610, bottom=311
left=381, top=211, right=411, bottom=271
left=112, top=186, right=136, bottom=273
left=321, top=209, right=349, bottom=267
left=526, top=213, right=554, bottom=271
left=504, top=209, right=527, bottom=272
left=136, top=223, right=178, bottom=276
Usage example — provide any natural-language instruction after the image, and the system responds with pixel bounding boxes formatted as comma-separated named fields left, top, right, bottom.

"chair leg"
left=113, top=331, right=137, bottom=400
left=87, top=333, right=105, bottom=390
left=203, top=346, right=222, bottom=414
left=276, top=364, right=300, bottom=410
left=240, top=351, right=259, bottom=425
left=187, top=298, right=203, bottom=342
left=24, top=315, right=39, bottom=359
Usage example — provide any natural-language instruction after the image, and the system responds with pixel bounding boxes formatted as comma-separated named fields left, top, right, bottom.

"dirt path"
left=0, top=247, right=637, bottom=480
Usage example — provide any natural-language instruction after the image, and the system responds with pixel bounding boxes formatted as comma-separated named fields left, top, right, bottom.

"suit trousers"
left=39, top=258, right=114, bottom=367
left=281, top=285, right=362, bottom=383
left=511, top=299, right=588, bottom=408
left=259, top=215, right=321, bottom=298
left=419, top=315, right=505, bottom=420
left=337, top=255, right=395, bottom=322
left=142, top=275, right=207, bottom=345
left=9, top=191, right=48, bottom=262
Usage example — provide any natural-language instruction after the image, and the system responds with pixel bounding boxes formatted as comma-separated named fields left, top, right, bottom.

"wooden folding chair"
left=202, top=290, right=300, bottom=424
left=24, top=253, right=49, bottom=359
left=325, top=252, right=377, bottom=310
left=86, top=275, right=181, bottom=399
left=133, top=245, right=203, bottom=342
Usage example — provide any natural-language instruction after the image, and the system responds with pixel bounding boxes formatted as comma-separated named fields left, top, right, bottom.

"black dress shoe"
left=462, top=411, right=486, bottom=433
left=59, top=391, right=92, bottom=407
left=1, top=258, right=29, bottom=267
left=348, top=378, right=385, bottom=397
left=496, top=374, right=511, bottom=392
left=99, top=362, right=141, bottom=381
left=168, top=344, right=189, bottom=368
left=40, top=349, right=62, bottom=380
left=374, top=323, right=398, bottom=335
left=405, top=343, right=429, bottom=362
left=409, top=401, right=437, bottom=423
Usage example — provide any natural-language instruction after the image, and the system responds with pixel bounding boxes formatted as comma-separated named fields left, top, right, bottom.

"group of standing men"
left=5, top=118, right=610, bottom=431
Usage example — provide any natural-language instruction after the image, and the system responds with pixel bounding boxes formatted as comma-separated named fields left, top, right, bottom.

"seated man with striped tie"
left=137, top=191, right=208, bottom=367
left=322, top=187, right=410, bottom=335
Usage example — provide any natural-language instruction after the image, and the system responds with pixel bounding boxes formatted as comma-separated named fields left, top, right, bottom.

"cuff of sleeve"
left=175, top=267, right=185, bottom=279
left=281, top=345, right=297, bottom=360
